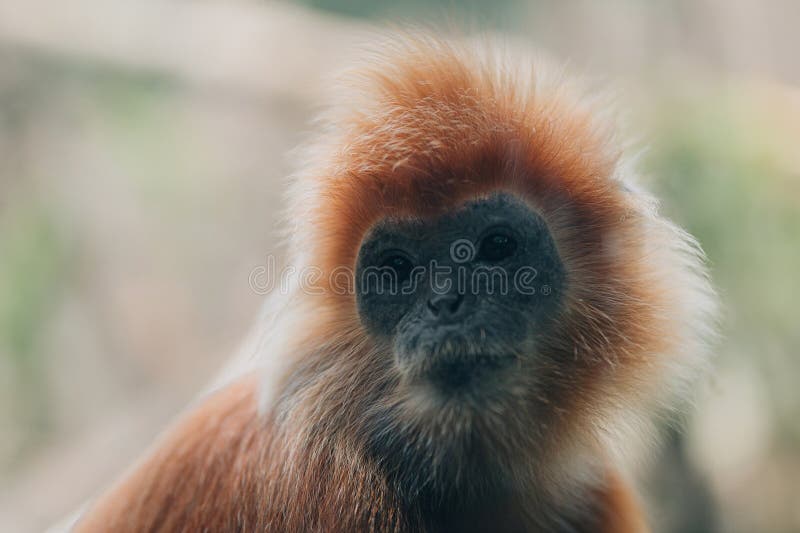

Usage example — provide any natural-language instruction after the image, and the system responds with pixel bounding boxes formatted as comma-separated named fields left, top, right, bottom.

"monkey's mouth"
left=420, top=353, right=517, bottom=391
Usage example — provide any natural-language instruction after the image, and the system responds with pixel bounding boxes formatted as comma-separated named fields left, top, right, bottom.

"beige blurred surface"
left=1, top=1, right=799, bottom=532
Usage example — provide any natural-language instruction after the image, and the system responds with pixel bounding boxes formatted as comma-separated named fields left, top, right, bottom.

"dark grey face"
left=356, top=192, right=566, bottom=395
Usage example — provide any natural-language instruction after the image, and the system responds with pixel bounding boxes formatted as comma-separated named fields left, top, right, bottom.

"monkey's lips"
left=419, top=353, right=518, bottom=392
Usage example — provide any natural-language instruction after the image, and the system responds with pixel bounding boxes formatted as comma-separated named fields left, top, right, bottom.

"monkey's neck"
left=397, top=463, right=646, bottom=533
left=281, top=362, right=637, bottom=532
left=356, top=416, right=610, bottom=531
left=398, top=467, right=606, bottom=533
left=353, top=426, right=613, bottom=532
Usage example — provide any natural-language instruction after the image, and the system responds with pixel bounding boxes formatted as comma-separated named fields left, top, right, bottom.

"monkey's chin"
left=409, top=354, right=518, bottom=398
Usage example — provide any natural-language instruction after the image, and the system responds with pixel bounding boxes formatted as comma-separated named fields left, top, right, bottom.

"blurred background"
left=0, top=0, right=798, bottom=531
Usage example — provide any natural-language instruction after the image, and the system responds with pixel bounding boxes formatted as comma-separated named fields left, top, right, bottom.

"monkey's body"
left=75, top=35, right=715, bottom=532
left=76, top=374, right=646, bottom=533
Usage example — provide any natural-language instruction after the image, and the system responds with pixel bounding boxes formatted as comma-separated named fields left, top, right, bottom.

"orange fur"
left=75, top=374, right=411, bottom=532
left=75, top=373, right=646, bottom=532
left=75, top=34, right=715, bottom=532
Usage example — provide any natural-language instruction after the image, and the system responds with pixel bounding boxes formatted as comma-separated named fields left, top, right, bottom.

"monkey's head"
left=271, top=37, right=716, bottom=504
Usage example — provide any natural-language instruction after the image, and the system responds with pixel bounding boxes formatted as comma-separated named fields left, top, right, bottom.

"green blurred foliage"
left=297, top=0, right=526, bottom=28
left=0, top=204, right=66, bottom=466
left=0, top=57, right=215, bottom=471
left=86, top=73, right=196, bottom=213
left=647, top=89, right=800, bottom=444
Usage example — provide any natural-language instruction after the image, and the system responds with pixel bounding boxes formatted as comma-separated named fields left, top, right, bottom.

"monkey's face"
left=356, top=192, right=566, bottom=403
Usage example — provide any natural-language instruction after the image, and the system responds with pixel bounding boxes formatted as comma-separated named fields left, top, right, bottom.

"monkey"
left=72, top=35, right=716, bottom=533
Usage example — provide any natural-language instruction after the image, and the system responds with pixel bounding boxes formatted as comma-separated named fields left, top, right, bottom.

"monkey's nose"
left=426, top=293, right=464, bottom=318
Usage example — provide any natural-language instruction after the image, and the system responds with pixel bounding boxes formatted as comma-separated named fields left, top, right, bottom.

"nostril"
left=447, top=293, right=463, bottom=314
left=427, top=293, right=463, bottom=317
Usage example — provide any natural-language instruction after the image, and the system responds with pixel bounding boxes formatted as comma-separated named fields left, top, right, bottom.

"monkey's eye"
left=379, top=253, right=415, bottom=284
left=477, top=231, right=517, bottom=262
